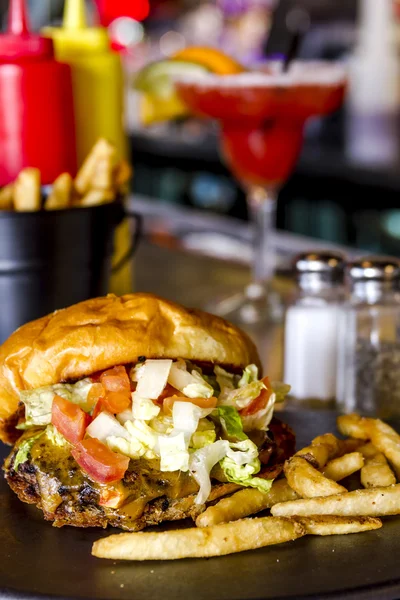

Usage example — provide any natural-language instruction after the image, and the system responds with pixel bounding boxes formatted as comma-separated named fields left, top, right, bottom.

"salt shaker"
left=336, top=256, right=400, bottom=418
left=284, top=251, right=345, bottom=406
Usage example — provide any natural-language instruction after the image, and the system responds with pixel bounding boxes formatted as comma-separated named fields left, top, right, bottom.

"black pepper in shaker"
left=336, top=256, right=400, bottom=418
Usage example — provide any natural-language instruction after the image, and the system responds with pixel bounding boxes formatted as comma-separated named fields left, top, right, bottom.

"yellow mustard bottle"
left=43, top=0, right=127, bottom=165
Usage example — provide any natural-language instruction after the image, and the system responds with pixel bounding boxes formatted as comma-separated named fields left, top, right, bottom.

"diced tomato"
left=98, top=486, right=128, bottom=508
left=240, top=376, right=272, bottom=416
left=87, top=383, right=105, bottom=411
left=163, top=395, right=218, bottom=416
left=100, top=365, right=130, bottom=393
left=156, top=383, right=182, bottom=405
left=71, top=438, right=129, bottom=484
left=92, top=398, right=105, bottom=420
left=51, top=395, right=91, bottom=445
left=102, top=391, right=132, bottom=413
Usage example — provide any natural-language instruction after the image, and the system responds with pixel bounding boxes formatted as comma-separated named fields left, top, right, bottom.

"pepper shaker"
left=336, top=256, right=400, bottom=418
left=283, top=251, right=345, bottom=406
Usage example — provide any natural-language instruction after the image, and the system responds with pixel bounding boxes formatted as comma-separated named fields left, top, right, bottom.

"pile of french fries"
left=92, top=413, right=400, bottom=561
left=0, top=139, right=132, bottom=212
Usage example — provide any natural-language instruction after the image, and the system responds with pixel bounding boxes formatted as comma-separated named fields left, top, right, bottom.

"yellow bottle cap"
left=43, top=0, right=110, bottom=55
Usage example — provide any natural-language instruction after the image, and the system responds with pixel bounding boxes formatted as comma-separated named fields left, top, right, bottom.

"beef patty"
left=3, top=418, right=295, bottom=530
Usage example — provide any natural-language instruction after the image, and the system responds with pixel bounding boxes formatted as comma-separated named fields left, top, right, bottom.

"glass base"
left=205, top=283, right=284, bottom=326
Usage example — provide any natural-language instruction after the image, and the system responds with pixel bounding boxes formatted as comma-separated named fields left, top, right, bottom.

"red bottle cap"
left=0, top=0, right=54, bottom=61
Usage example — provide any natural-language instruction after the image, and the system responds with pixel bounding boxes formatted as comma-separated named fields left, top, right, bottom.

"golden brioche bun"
left=0, top=293, right=261, bottom=443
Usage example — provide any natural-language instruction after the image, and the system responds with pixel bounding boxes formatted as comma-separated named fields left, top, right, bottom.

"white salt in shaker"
left=284, top=251, right=345, bottom=406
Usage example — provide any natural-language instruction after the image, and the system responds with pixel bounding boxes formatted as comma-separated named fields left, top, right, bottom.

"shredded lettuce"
left=241, top=393, right=275, bottom=432
left=213, top=406, right=247, bottom=442
left=132, top=393, right=160, bottom=421
left=21, top=379, right=93, bottom=427
left=13, top=431, right=43, bottom=471
left=221, top=439, right=273, bottom=493
left=218, top=380, right=267, bottom=411
left=107, top=420, right=158, bottom=460
left=158, top=432, right=188, bottom=472
left=221, top=460, right=273, bottom=493
left=191, top=429, right=216, bottom=449
left=149, top=414, right=174, bottom=434
left=189, top=440, right=229, bottom=504
left=45, top=424, right=68, bottom=447
left=271, top=381, right=291, bottom=403
left=214, top=365, right=235, bottom=394
left=226, top=439, right=258, bottom=464
left=238, top=364, right=259, bottom=388
left=182, top=370, right=214, bottom=399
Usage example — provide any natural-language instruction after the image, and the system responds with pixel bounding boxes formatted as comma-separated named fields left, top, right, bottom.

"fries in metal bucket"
left=0, top=183, right=13, bottom=209
left=74, top=138, right=115, bottom=195
left=14, top=167, right=41, bottom=212
left=114, top=159, right=132, bottom=194
left=44, top=173, right=73, bottom=211
left=80, top=189, right=115, bottom=207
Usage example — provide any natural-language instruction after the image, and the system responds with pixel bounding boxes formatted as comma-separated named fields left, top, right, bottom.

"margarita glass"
left=175, top=62, right=346, bottom=323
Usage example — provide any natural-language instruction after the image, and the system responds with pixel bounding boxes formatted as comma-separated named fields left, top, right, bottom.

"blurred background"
left=4, top=0, right=400, bottom=257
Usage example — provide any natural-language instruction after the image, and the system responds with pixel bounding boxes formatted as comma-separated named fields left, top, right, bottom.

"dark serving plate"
left=1, top=410, right=400, bottom=600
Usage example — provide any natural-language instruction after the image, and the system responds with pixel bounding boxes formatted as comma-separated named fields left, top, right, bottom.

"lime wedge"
left=134, top=60, right=209, bottom=98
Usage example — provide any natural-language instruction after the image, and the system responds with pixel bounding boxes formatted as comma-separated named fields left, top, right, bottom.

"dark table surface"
left=1, top=411, right=400, bottom=600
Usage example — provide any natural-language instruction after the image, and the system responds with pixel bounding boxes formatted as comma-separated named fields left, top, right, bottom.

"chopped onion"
left=168, top=361, right=194, bottom=391
left=168, top=362, right=213, bottom=398
left=86, top=411, right=129, bottom=442
left=116, top=408, right=134, bottom=425
left=136, top=359, right=172, bottom=399
left=172, top=401, right=212, bottom=443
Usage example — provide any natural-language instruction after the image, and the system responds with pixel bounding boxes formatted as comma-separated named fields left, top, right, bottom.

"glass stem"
left=247, top=187, right=277, bottom=285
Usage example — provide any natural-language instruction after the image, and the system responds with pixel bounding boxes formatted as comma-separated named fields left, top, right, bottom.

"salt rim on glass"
left=172, top=60, right=347, bottom=89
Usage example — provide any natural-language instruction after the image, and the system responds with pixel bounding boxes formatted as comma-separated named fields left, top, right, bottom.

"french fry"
left=0, top=183, right=14, bottom=209
left=91, top=154, right=115, bottom=191
left=336, top=438, right=365, bottom=456
left=296, top=433, right=341, bottom=469
left=368, top=419, right=400, bottom=480
left=359, top=443, right=396, bottom=488
left=92, top=516, right=305, bottom=560
left=295, top=515, right=382, bottom=536
left=323, top=452, right=364, bottom=482
left=284, top=456, right=347, bottom=498
left=338, top=415, right=400, bottom=479
left=114, top=159, right=132, bottom=194
left=196, top=479, right=298, bottom=528
left=14, top=167, right=41, bottom=211
left=79, top=189, right=115, bottom=207
left=74, top=138, right=115, bottom=195
left=337, top=414, right=371, bottom=440
left=44, top=173, right=73, bottom=210
left=271, top=484, right=400, bottom=517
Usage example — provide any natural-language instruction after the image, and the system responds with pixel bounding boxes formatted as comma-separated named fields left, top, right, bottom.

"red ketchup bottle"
left=0, top=0, right=76, bottom=186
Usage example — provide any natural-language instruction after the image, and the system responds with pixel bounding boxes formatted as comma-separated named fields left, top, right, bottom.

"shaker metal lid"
left=348, top=256, right=400, bottom=281
left=294, top=251, right=346, bottom=278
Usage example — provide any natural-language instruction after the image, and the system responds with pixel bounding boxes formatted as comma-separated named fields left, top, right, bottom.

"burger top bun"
left=0, top=293, right=261, bottom=443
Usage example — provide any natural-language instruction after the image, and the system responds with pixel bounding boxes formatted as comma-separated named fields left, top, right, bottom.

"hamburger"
left=1, top=293, right=294, bottom=530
